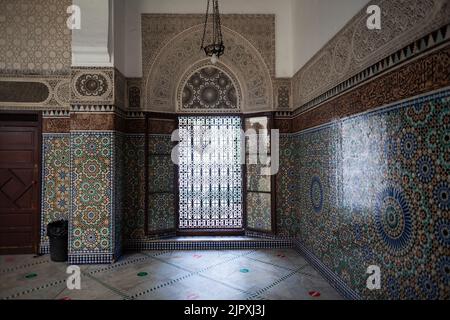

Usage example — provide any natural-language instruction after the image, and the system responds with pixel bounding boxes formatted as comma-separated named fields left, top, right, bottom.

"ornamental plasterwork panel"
left=141, top=14, right=275, bottom=81
left=273, top=78, right=292, bottom=110
left=177, top=64, right=241, bottom=113
left=71, top=68, right=114, bottom=105
left=126, top=78, right=142, bottom=110
left=292, top=0, right=450, bottom=111
left=0, top=0, right=72, bottom=75
left=0, top=75, right=70, bottom=110
left=143, top=24, right=273, bottom=113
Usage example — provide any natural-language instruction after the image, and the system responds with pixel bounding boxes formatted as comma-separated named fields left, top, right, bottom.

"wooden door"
left=0, top=113, right=41, bottom=254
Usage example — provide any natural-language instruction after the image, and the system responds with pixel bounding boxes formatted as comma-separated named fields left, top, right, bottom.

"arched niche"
left=142, top=24, right=273, bottom=113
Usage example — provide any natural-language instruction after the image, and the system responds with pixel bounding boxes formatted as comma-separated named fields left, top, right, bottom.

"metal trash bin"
left=47, top=220, right=68, bottom=262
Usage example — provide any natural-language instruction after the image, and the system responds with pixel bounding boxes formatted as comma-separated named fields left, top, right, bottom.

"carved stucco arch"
left=143, top=24, right=273, bottom=113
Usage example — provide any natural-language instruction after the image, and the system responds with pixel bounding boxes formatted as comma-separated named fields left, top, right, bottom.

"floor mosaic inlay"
left=0, top=250, right=341, bottom=300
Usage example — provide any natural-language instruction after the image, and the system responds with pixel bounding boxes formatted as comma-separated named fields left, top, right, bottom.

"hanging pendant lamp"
left=200, top=0, right=225, bottom=64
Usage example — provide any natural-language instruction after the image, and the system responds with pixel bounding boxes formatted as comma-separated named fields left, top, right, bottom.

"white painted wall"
left=124, top=0, right=294, bottom=78
left=291, top=0, right=369, bottom=73
left=72, top=0, right=113, bottom=67
left=73, top=0, right=369, bottom=76
left=113, top=0, right=126, bottom=73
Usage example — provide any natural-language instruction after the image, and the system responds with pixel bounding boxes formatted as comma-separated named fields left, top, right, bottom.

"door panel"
left=0, top=117, right=40, bottom=254
left=244, top=114, right=275, bottom=234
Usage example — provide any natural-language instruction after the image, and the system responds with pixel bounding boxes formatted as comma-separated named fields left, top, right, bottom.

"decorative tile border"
left=294, top=24, right=450, bottom=115
left=39, top=243, right=49, bottom=255
left=289, top=86, right=450, bottom=139
left=42, top=110, right=71, bottom=118
left=124, top=239, right=292, bottom=251
left=272, top=24, right=450, bottom=121
left=147, top=118, right=177, bottom=134
left=68, top=253, right=115, bottom=265
left=70, top=112, right=124, bottom=131
left=292, top=43, right=450, bottom=132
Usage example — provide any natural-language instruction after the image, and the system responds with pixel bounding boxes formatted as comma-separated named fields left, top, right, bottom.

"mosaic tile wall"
left=276, top=135, right=300, bottom=238
left=69, top=132, right=122, bottom=264
left=283, top=90, right=450, bottom=299
left=40, top=134, right=70, bottom=252
left=246, top=192, right=272, bottom=232
left=114, top=133, right=125, bottom=258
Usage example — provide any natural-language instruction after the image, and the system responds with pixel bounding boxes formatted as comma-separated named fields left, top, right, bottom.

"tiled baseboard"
left=124, top=238, right=293, bottom=251
left=39, top=241, right=49, bottom=255
left=292, top=239, right=362, bottom=300
left=68, top=253, right=116, bottom=264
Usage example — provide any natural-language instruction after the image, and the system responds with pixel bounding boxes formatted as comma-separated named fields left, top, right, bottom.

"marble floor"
left=0, top=249, right=342, bottom=300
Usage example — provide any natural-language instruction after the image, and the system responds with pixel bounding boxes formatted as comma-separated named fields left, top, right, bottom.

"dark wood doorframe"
left=144, top=112, right=179, bottom=237
left=242, top=112, right=277, bottom=236
left=0, top=111, right=42, bottom=254
left=143, top=112, right=278, bottom=237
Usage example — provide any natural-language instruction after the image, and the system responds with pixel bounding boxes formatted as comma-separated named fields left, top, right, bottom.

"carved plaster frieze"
left=292, top=0, right=450, bottom=111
